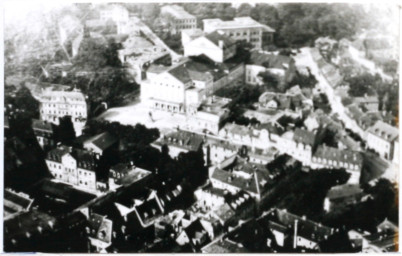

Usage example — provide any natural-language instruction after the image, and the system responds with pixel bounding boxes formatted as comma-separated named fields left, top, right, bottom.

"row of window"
left=313, top=157, right=359, bottom=170
left=176, top=18, right=196, bottom=24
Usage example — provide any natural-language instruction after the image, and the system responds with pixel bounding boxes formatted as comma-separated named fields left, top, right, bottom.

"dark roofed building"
left=324, top=184, right=364, bottom=212
left=293, top=128, right=316, bottom=147
left=4, top=189, right=34, bottom=220
left=202, top=237, right=249, bottom=253
left=205, top=31, right=236, bottom=49
left=83, top=132, right=118, bottom=157
left=168, top=64, right=193, bottom=84
left=88, top=212, right=113, bottom=253
left=366, top=120, right=399, bottom=160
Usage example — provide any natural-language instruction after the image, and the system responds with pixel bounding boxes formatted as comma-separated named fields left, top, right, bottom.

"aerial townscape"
left=3, top=2, right=399, bottom=253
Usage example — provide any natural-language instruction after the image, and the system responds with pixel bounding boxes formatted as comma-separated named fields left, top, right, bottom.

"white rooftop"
left=203, top=17, right=275, bottom=32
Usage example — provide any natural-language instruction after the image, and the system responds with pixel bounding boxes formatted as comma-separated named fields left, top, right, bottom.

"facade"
left=32, top=119, right=55, bottom=149
left=311, top=145, right=363, bottom=184
left=45, top=145, right=101, bottom=192
left=99, top=4, right=129, bottom=23
left=202, top=17, right=275, bottom=49
left=152, top=130, right=204, bottom=158
left=39, top=89, right=87, bottom=136
left=161, top=5, right=197, bottom=34
left=366, top=121, right=399, bottom=160
left=184, top=31, right=237, bottom=63
left=109, top=162, right=152, bottom=190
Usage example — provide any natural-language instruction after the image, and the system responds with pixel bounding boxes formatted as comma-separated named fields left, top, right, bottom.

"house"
left=108, top=162, right=152, bottom=190
left=263, top=208, right=335, bottom=251
left=83, top=132, right=118, bottom=157
left=187, top=96, right=231, bottom=134
left=226, top=190, right=256, bottom=220
left=361, top=233, right=398, bottom=253
left=211, top=203, right=237, bottom=228
left=87, top=212, right=113, bottom=253
left=202, top=17, right=275, bottom=49
left=176, top=219, right=210, bottom=250
left=258, top=91, right=306, bottom=112
left=39, top=89, right=87, bottom=136
left=311, top=145, right=363, bottom=184
left=99, top=4, right=129, bottom=23
left=45, top=145, right=106, bottom=192
left=354, top=94, right=379, bottom=112
left=210, top=157, right=271, bottom=202
left=161, top=5, right=197, bottom=34
left=275, top=128, right=317, bottom=166
left=32, top=119, right=55, bottom=149
left=366, top=121, right=399, bottom=160
left=201, top=237, right=249, bottom=253
left=376, top=219, right=398, bottom=234
left=194, top=186, right=226, bottom=210
left=184, top=31, right=237, bottom=63
left=4, top=189, right=34, bottom=220
left=323, top=184, right=364, bottom=212
left=245, top=51, right=296, bottom=86
left=152, top=129, right=204, bottom=158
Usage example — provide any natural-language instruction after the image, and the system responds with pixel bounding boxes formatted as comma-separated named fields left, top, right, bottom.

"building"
left=39, top=89, right=87, bottom=136
left=152, top=129, right=204, bottom=158
left=361, top=233, right=398, bottom=253
left=176, top=219, right=210, bottom=250
left=4, top=189, right=34, bottom=220
left=181, top=28, right=204, bottom=46
left=141, top=62, right=194, bottom=113
left=366, top=121, right=399, bottom=160
left=202, top=17, right=275, bottom=49
left=353, top=94, right=379, bottom=112
left=323, top=184, right=364, bottom=212
left=311, top=145, right=363, bottom=184
left=184, top=31, right=237, bottom=63
left=263, top=208, right=335, bottom=251
left=32, top=119, right=55, bottom=149
left=83, top=132, right=118, bottom=157
left=186, top=96, right=231, bottom=134
left=194, top=186, right=226, bottom=211
left=87, top=212, right=113, bottom=253
left=45, top=145, right=106, bottom=192
left=245, top=51, right=296, bottom=86
left=201, top=237, right=249, bottom=253
left=376, top=219, right=398, bottom=235
left=108, top=162, right=152, bottom=190
left=99, top=4, right=129, bottom=23
left=161, top=5, right=197, bottom=34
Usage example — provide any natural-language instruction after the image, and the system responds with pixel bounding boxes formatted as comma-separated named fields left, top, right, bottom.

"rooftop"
left=40, top=89, right=86, bottom=104
left=205, top=31, right=236, bottom=49
left=313, top=145, right=363, bottom=168
left=32, top=119, right=54, bottom=133
left=293, top=128, right=316, bottom=146
left=326, top=184, right=363, bottom=200
left=203, top=17, right=275, bottom=32
left=367, top=120, right=399, bottom=142
left=84, top=132, right=117, bottom=151
left=202, top=238, right=249, bottom=253
left=155, top=129, right=204, bottom=151
left=248, top=50, right=294, bottom=69
left=161, top=4, right=196, bottom=20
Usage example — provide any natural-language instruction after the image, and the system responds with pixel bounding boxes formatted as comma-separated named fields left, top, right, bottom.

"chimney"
left=218, top=40, right=224, bottom=49
left=293, top=219, right=298, bottom=249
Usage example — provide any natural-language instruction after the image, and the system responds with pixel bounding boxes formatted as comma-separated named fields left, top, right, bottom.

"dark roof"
left=71, top=148, right=97, bottom=171
left=248, top=51, right=294, bottom=69
left=326, top=184, right=363, bottom=200
left=202, top=238, right=249, bottom=253
left=293, top=128, right=316, bottom=146
left=313, top=145, right=363, bottom=167
left=4, top=189, right=33, bottom=214
left=205, top=31, right=236, bottom=49
left=266, top=208, right=334, bottom=242
left=135, top=196, right=164, bottom=226
left=85, top=132, right=117, bottom=151
left=183, top=219, right=208, bottom=239
left=168, top=64, right=192, bottom=84
left=88, top=213, right=113, bottom=244
left=46, top=145, right=71, bottom=163
left=186, top=57, right=227, bottom=81
left=32, top=119, right=54, bottom=132
left=213, top=203, right=236, bottom=223
left=203, top=186, right=226, bottom=198
left=156, top=130, right=204, bottom=151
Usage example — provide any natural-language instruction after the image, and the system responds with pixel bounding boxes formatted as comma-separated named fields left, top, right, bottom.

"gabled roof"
left=46, top=145, right=71, bottom=163
left=326, top=184, right=363, bottom=200
left=32, top=119, right=54, bottom=133
left=293, top=128, right=316, bottom=146
left=367, top=121, right=399, bottom=142
left=248, top=51, right=294, bottom=69
left=88, top=213, right=113, bottom=245
left=4, top=189, right=33, bottom=214
left=134, top=195, right=164, bottom=227
left=204, top=31, right=236, bottom=49
left=156, top=130, right=204, bottom=151
left=84, top=132, right=117, bottom=151
left=168, top=64, right=192, bottom=84
left=202, top=238, right=249, bottom=253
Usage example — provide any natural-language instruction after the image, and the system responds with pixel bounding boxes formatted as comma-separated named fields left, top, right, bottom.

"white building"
left=45, top=145, right=103, bottom=192
left=161, top=5, right=197, bottom=34
left=39, top=89, right=87, bottom=136
left=366, top=121, right=399, bottom=160
left=184, top=31, right=237, bottom=63
left=99, top=4, right=129, bottom=23
left=202, top=17, right=275, bottom=49
left=181, top=28, right=204, bottom=46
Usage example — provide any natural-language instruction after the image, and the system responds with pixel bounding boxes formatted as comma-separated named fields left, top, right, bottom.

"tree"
left=54, top=116, right=76, bottom=145
left=258, top=71, right=280, bottom=92
left=346, top=73, right=377, bottom=97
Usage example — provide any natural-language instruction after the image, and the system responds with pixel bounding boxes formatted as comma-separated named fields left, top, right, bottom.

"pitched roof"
left=88, top=213, right=113, bottom=244
left=367, top=121, right=399, bottom=142
left=293, top=128, right=316, bottom=146
left=248, top=51, right=294, bottom=69
left=202, top=238, right=249, bottom=253
left=32, top=119, right=54, bottom=133
left=4, top=189, right=33, bottom=214
left=204, top=31, right=236, bottom=49
left=84, top=132, right=117, bottom=151
left=203, top=17, right=275, bottom=32
left=156, top=130, right=204, bottom=151
left=46, top=145, right=71, bottom=163
left=326, top=184, right=363, bottom=200
left=161, top=4, right=196, bottom=19
left=168, top=64, right=192, bottom=84
left=313, top=145, right=363, bottom=167
left=135, top=196, right=164, bottom=226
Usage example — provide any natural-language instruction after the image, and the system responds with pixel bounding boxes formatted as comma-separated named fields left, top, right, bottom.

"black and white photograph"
left=2, top=0, right=400, bottom=253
